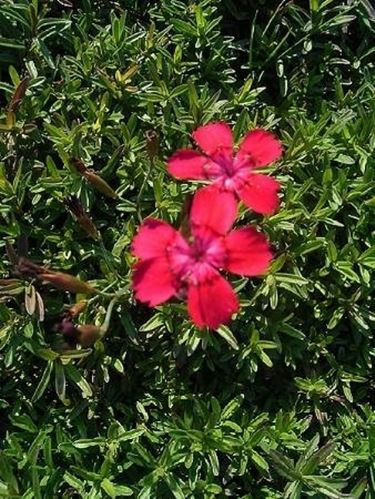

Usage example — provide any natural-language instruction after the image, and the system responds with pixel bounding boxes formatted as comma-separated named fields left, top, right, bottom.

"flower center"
left=215, top=153, right=236, bottom=177
left=168, top=229, right=226, bottom=286
left=191, top=237, right=209, bottom=262
left=189, top=231, right=226, bottom=274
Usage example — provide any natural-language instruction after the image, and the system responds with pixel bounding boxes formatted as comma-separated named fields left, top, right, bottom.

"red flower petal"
left=224, top=227, right=272, bottom=276
left=237, top=174, right=280, bottom=215
left=190, top=186, right=237, bottom=235
left=132, top=218, right=181, bottom=260
left=168, top=149, right=214, bottom=180
left=237, top=129, right=282, bottom=168
left=187, top=270, right=239, bottom=329
left=132, top=258, right=177, bottom=306
left=192, top=122, right=233, bottom=159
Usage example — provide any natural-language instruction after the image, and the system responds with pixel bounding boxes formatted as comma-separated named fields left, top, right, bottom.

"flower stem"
left=100, top=296, right=118, bottom=336
left=136, top=157, right=153, bottom=223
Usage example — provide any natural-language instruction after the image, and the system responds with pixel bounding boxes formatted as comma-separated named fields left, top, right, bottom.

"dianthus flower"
left=131, top=188, right=272, bottom=329
left=168, top=122, right=282, bottom=215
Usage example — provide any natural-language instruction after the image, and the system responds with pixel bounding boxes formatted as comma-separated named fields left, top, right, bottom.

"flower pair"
left=131, top=122, right=282, bottom=329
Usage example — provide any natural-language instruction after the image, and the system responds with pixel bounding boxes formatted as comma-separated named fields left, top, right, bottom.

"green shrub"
left=0, top=0, right=374, bottom=497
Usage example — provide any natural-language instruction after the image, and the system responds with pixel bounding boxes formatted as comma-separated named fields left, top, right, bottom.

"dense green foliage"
left=0, top=0, right=374, bottom=497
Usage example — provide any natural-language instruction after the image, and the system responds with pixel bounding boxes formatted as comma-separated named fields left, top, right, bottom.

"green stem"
left=87, top=282, right=118, bottom=304
left=100, top=296, right=118, bottom=336
left=136, top=157, right=153, bottom=223
left=98, top=238, right=118, bottom=276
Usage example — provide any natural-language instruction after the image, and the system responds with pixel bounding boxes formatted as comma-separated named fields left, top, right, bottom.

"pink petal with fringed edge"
left=224, top=227, right=272, bottom=276
left=168, top=149, right=215, bottom=180
left=132, top=218, right=184, bottom=260
left=192, top=122, right=233, bottom=160
left=132, top=258, right=177, bottom=306
left=190, top=186, right=237, bottom=236
left=237, top=174, right=280, bottom=215
left=187, top=270, right=239, bottom=329
left=236, top=129, right=282, bottom=168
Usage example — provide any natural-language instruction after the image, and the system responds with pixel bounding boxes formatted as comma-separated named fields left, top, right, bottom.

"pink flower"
left=168, top=122, right=282, bottom=215
left=131, top=188, right=272, bottom=330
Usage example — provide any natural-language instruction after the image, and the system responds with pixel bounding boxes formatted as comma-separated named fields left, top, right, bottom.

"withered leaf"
left=8, top=78, right=29, bottom=113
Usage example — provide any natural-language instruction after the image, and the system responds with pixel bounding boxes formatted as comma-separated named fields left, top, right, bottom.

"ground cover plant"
left=0, top=0, right=374, bottom=497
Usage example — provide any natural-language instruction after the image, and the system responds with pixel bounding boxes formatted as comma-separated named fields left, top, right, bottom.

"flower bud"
left=76, top=324, right=102, bottom=347
left=70, top=157, right=87, bottom=174
left=16, top=257, right=46, bottom=277
left=70, top=158, right=117, bottom=199
left=67, top=300, right=87, bottom=317
left=39, top=272, right=97, bottom=295
left=15, top=257, right=96, bottom=295
left=54, top=317, right=77, bottom=338
left=65, top=196, right=100, bottom=240
left=145, top=129, right=159, bottom=160
left=83, top=170, right=117, bottom=199
left=54, top=317, right=79, bottom=347
left=6, top=111, right=15, bottom=127
left=0, top=278, right=21, bottom=286
left=0, top=279, right=24, bottom=297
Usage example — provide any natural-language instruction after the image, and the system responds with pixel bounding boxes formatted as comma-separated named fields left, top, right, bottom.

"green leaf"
left=54, top=361, right=67, bottom=403
left=268, top=450, right=301, bottom=481
left=101, top=478, right=133, bottom=497
left=0, top=37, right=25, bottom=50
left=359, top=246, right=375, bottom=269
left=139, top=314, right=164, bottom=332
left=279, top=323, right=306, bottom=340
left=251, top=451, right=269, bottom=472
left=117, top=427, right=145, bottom=442
left=36, top=348, right=59, bottom=361
left=304, top=475, right=347, bottom=498
left=171, top=19, right=197, bottom=36
left=221, top=395, right=244, bottom=420
left=335, top=261, right=360, bottom=283
left=65, top=364, right=93, bottom=398
left=8, top=65, right=20, bottom=86
left=216, top=325, right=239, bottom=350
left=63, top=472, right=84, bottom=493
left=301, top=441, right=335, bottom=474
left=163, top=473, right=184, bottom=499
left=296, top=238, right=326, bottom=256
left=73, top=438, right=106, bottom=449
left=10, top=414, right=38, bottom=433
left=0, top=453, right=18, bottom=494
left=274, top=273, right=309, bottom=286
left=350, top=477, right=368, bottom=499
left=31, top=361, right=53, bottom=403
